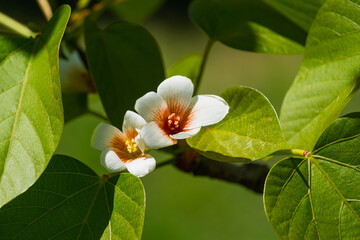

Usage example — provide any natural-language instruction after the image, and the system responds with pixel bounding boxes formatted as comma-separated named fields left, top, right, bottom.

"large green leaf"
left=0, top=155, right=145, bottom=239
left=0, top=36, right=29, bottom=63
left=189, top=0, right=306, bottom=54
left=84, top=21, right=165, bottom=128
left=110, top=0, right=165, bottom=24
left=280, top=0, right=360, bottom=150
left=263, top=0, right=324, bottom=31
left=0, top=6, right=70, bottom=207
left=264, top=113, right=360, bottom=239
left=187, top=86, right=288, bottom=162
left=166, top=53, right=202, bottom=85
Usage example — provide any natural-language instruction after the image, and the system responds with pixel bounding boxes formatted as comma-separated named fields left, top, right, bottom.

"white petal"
left=140, top=122, right=176, bottom=149
left=170, top=127, right=201, bottom=140
left=59, top=51, right=89, bottom=93
left=100, top=149, right=126, bottom=173
left=125, top=156, right=156, bottom=177
left=135, top=135, right=146, bottom=152
left=91, top=123, right=122, bottom=151
left=157, top=75, right=193, bottom=110
left=122, top=110, right=147, bottom=133
left=135, top=91, right=168, bottom=122
left=185, top=95, right=229, bottom=129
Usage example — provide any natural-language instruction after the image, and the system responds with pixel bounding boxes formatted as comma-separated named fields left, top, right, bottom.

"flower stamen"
left=125, top=138, right=138, bottom=153
left=168, top=113, right=181, bottom=130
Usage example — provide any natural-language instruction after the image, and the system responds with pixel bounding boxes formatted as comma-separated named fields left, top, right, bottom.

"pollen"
left=168, top=113, right=181, bottom=130
left=125, top=138, right=138, bottom=153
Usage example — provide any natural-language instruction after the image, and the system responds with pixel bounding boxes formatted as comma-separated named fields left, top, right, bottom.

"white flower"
left=91, top=111, right=156, bottom=177
left=135, top=75, right=229, bottom=149
left=59, top=49, right=95, bottom=93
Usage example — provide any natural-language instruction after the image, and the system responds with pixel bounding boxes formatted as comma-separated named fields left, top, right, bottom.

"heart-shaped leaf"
left=110, top=0, right=165, bottom=24
left=84, top=21, right=165, bottom=128
left=264, top=113, right=360, bottom=239
left=189, top=0, right=306, bottom=54
left=0, top=5, right=70, bottom=207
left=187, top=86, right=289, bottom=162
left=280, top=0, right=360, bottom=150
left=0, top=155, right=145, bottom=239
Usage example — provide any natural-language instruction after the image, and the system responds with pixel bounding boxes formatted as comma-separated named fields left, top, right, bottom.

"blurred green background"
left=2, top=0, right=359, bottom=239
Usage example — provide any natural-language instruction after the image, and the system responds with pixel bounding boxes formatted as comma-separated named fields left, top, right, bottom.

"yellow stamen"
left=125, top=138, right=138, bottom=153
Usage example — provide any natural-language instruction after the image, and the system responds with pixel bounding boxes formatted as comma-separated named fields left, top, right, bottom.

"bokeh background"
left=1, top=1, right=359, bottom=239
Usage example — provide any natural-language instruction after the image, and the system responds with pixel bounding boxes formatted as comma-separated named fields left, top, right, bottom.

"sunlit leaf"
left=0, top=5, right=70, bottom=207
left=189, top=0, right=306, bottom=54
left=0, top=155, right=145, bottom=239
left=187, top=86, right=288, bottom=162
left=84, top=21, right=165, bottom=128
left=280, top=0, right=360, bottom=150
left=264, top=113, right=360, bottom=239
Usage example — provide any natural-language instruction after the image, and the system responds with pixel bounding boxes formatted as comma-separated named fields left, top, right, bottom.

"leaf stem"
left=87, top=110, right=109, bottom=122
left=268, top=148, right=309, bottom=158
left=194, top=39, right=214, bottom=94
left=0, top=12, right=37, bottom=38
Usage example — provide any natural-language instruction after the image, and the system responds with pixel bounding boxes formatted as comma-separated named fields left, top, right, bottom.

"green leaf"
left=63, top=93, right=88, bottom=122
left=110, top=0, right=165, bottom=24
left=166, top=53, right=202, bottom=85
left=84, top=21, right=165, bottom=128
left=189, top=0, right=306, bottom=54
left=280, top=0, right=360, bottom=150
left=0, top=155, right=145, bottom=239
left=0, top=5, right=70, bottom=207
left=0, top=36, right=29, bottom=63
left=264, top=113, right=360, bottom=239
left=263, top=0, right=324, bottom=31
left=187, top=86, right=288, bottom=162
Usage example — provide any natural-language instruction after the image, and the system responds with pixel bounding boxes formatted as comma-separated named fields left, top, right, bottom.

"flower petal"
left=135, top=91, right=168, bottom=122
left=185, top=95, right=229, bottom=129
left=59, top=51, right=89, bottom=93
left=100, top=149, right=126, bottom=172
left=122, top=110, right=147, bottom=133
left=135, top=135, right=146, bottom=152
left=157, top=75, right=193, bottom=111
left=140, top=121, right=176, bottom=149
left=91, top=123, right=122, bottom=151
left=125, top=156, right=156, bottom=177
left=170, top=127, right=201, bottom=140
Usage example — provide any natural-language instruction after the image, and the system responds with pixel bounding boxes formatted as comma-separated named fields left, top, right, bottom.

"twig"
left=36, top=0, right=53, bottom=21
left=0, top=12, right=37, bottom=38
left=175, top=149, right=269, bottom=194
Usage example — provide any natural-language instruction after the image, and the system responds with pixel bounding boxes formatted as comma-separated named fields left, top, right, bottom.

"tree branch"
left=175, top=150, right=269, bottom=194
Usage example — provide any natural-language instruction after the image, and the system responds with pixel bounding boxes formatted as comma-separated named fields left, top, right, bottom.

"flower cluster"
left=91, top=76, right=229, bottom=177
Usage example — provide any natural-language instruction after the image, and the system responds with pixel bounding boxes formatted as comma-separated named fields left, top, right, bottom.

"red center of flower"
left=167, top=113, right=181, bottom=131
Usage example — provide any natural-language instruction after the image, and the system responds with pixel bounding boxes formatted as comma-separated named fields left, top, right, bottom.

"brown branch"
left=176, top=150, right=269, bottom=194
left=69, top=0, right=125, bottom=24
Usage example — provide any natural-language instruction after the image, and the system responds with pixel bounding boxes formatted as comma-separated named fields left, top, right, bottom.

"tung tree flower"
left=91, top=111, right=155, bottom=177
left=135, top=75, right=229, bottom=149
left=59, top=49, right=95, bottom=93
